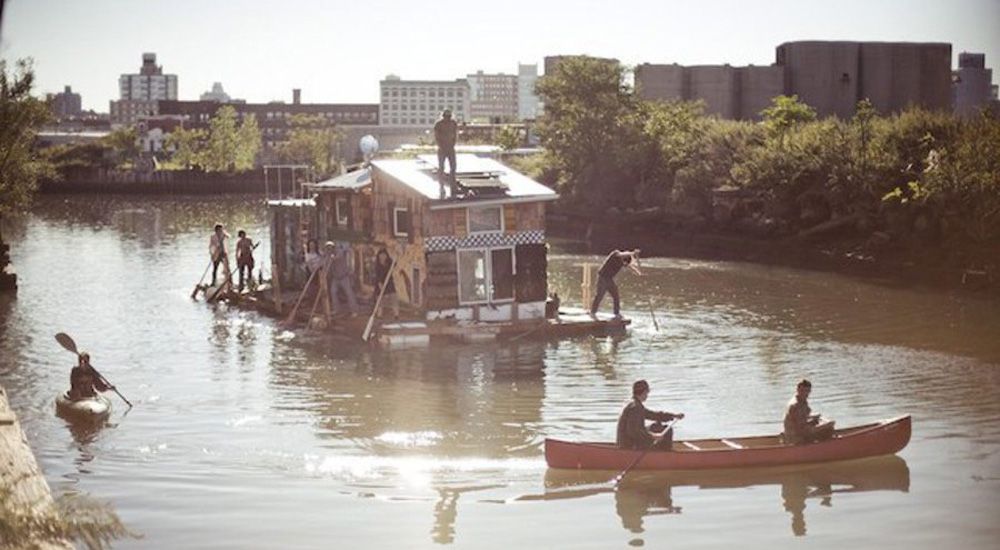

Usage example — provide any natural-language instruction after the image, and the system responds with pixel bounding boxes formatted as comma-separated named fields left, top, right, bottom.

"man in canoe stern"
left=783, top=379, right=835, bottom=444
left=617, top=380, right=685, bottom=451
left=68, top=352, right=112, bottom=401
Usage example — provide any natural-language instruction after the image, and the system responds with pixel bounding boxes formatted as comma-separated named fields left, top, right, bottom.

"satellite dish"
left=359, top=135, right=379, bottom=158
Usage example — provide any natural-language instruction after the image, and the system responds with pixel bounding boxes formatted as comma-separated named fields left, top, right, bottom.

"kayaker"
left=68, top=352, right=112, bottom=401
left=616, top=380, right=685, bottom=451
left=783, top=379, right=835, bottom=444
left=590, top=249, right=642, bottom=320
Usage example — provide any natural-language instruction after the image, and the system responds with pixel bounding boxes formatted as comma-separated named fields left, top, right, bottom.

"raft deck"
left=222, top=287, right=630, bottom=344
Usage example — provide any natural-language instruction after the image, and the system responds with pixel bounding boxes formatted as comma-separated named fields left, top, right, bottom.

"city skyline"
left=1, top=0, right=998, bottom=112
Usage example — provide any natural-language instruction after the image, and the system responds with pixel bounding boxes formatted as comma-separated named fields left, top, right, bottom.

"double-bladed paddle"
left=54, top=332, right=133, bottom=408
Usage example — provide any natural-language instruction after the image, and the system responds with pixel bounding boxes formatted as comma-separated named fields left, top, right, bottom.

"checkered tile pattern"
left=425, top=230, right=545, bottom=252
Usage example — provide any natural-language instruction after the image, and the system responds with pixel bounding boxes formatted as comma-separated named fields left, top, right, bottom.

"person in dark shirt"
left=433, top=109, right=458, bottom=198
left=374, top=248, right=398, bottom=319
left=590, top=249, right=642, bottom=319
left=68, top=352, right=111, bottom=400
left=235, top=229, right=258, bottom=292
left=616, top=380, right=684, bottom=450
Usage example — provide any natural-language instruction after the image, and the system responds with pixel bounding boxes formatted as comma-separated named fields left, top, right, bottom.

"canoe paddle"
left=613, top=418, right=680, bottom=486
left=54, top=332, right=133, bottom=408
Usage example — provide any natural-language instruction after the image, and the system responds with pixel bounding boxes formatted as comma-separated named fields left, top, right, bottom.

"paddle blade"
left=55, top=333, right=78, bottom=354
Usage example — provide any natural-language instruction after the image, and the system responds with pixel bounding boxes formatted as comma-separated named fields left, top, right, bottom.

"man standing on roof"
left=433, top=108, right=458, bottom=198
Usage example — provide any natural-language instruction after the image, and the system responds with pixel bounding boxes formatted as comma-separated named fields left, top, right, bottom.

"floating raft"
left=376, top=307, right=630, bottom=346
left=237, top=287, right=631, bottom=345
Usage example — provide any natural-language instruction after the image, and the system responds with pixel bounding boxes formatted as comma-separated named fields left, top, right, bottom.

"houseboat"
left=263, top=153, right=628, bottom=345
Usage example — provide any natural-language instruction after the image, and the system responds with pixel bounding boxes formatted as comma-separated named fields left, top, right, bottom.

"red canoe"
left=545, top=415, right=911, bottom=471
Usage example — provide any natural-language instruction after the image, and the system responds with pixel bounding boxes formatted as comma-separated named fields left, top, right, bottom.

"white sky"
left=1, top=0, right=998, bottom=111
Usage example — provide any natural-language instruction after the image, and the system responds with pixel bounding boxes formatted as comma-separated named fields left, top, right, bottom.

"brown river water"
left=1, top=195, right=998, bottom=549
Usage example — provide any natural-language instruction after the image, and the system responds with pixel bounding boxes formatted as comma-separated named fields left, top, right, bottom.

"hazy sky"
left=2, top=0, right=998, bottom=111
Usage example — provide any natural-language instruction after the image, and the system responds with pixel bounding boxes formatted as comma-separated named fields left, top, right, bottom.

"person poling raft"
left=590, top=248, right=642, bottom=320
left=54, top=333, right=132, bottom=420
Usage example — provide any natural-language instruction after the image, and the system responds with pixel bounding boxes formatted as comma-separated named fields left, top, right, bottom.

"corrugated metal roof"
left=371, top=154, right=557, bottom=202
left=310, top=168, right=372, bottom=190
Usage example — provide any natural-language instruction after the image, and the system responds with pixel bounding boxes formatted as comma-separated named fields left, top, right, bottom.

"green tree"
left=102, top=126, right=139, bottom=168
left=200, top=105, right=260, bottom=172
left=535, top=56, right=645, bottom=210
left=496, top=125, right=521, bottom=151
left=891, top=111, right=1000, bottom=245
left=0, top=59, right=54, bottom=218
left=165, top=125, right=207, bottom=169
left=234, top=112, right=262, bottom=171
left=275, top=114, right=341, bottom=178
left=761, top=95, right=817, bottom=145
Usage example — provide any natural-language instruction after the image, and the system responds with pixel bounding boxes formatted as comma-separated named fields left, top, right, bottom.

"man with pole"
left=590, top=248, right=642, bottom=320
left=209, top=223, right=230, bottom=287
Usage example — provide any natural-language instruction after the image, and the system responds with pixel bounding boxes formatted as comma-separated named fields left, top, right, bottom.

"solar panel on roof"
left=416, top=154, right=507, bottom=176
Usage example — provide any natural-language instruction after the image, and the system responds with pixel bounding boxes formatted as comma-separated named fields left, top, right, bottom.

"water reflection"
left=431, top=484, right=504, bottom=545
left=268, top=341, right=549, bottom=455
left=531, top=456, right=909, bottom=540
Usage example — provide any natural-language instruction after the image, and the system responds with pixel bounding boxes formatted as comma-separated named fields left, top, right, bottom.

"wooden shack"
left=267, top=154, right=558, bottom=324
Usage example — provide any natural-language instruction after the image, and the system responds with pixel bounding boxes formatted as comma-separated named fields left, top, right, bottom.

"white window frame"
left=393, top=206, right=409, bottom=237
left=456, top=246, right=515, bottom=305
left=467, top=205, right=504, bottom=235
left=335, top=197, right=349, bottom=226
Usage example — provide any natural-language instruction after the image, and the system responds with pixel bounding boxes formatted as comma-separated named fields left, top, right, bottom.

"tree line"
left=525, top=56, right=1000, bottom=269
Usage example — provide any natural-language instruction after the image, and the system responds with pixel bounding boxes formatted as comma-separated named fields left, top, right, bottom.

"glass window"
left=468, top=206, right=503, bottom=233
left=491, top=248, right=514, bottom=301
left=393, top=207, right=410, bottom=237
left=336, top=197, right=350, bottom=226
left=458, top=250, right=488, bottom=303
left=457, top=247, right=514, bottom=304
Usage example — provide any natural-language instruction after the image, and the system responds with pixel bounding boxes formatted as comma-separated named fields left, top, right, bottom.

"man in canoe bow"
left=783, top=379, right=835, bottom=444
left=617, top=380, right=685, bottom=451
left=68, top=352, right=113, bottom=400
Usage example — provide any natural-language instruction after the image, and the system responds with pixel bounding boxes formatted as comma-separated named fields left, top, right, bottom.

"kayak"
left=55, top=392, right=112, bottom=421
left=545, top=415, right=911, bottom=471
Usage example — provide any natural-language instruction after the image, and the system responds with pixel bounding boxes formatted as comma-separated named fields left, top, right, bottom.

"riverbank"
left=0, top=386, right=71, bottom=549
left=40, top=167, right=267, bottom=195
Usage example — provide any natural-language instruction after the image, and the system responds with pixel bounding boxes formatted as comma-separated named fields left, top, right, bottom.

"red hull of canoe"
left=545, top=415, right=911, bottom=471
